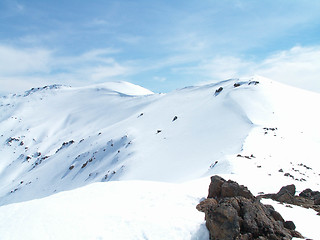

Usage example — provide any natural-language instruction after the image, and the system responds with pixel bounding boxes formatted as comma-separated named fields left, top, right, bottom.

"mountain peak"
left=80, top=81, right=154, bottom=96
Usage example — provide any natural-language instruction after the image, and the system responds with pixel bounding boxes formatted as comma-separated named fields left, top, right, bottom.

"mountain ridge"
left=0, top=76, right=319, bottom=207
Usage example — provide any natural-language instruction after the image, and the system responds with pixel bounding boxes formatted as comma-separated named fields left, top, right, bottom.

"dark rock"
left=262, top=186, right=320, bottom=215
left=277, top=192, right=295, bottom=204
left=81, top=161, right=88, bottom=168
left=291, top=231, right=304, bottom=238
left=248, top=81, right=260, bottom=85
left=214, top=87, right=223, bottom=96
left=298, top=188, right=320, bottom=206
left=199, top=176, right=302, bottom=240
left=208, top=175, right=225, bottom=199
left=284, top=221, right=296, bottom=230
left=299, top=188, right=312, bottom=198
left=270, top=209, right=285, bottom=222
left=208, top=175, right=254, bottom=200
left=277, top=184, right=296, bottom=197
left=234, top=83, right=241, bottom=88
left=284, top=173, right=294, bottom=179
left=196, top=198, right=218, bottom=212
left=216, top=87, right=223, bottom=93
left=172, top=116, right=178, bottom=122
left=206, top=199, right=240, bottom=240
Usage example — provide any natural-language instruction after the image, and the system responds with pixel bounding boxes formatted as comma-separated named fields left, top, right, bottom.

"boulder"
left=261, top=186, right=320, bottom=216
left=198, top=176, right=303, bottom=240
left=299, top=188, right=312, bottom=198
left=208, top=175, right=254, bottom=200
left=284, top=221, right=296, bottom=230
left=207, top=175, right=225, bottom=199
left=277, top=192, right=295, bottom=204
left=276, top=184, right=296, bottom=197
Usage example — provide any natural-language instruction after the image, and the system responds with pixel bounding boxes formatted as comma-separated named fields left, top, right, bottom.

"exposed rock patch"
left=260, top=185, right=320, bottom=215
left=197, top=176, right=303, bottom=240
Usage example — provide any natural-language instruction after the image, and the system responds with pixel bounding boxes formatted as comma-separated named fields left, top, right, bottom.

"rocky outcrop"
left=197, top=176, right=303, bottom=240
left=261, top=185, right=320, bottom=215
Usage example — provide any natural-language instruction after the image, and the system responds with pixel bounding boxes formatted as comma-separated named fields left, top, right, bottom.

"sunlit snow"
left=0, top=76, right=319, bottom=239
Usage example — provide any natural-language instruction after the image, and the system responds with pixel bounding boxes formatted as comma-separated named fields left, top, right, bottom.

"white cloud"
left=153, top=76, right=166, bottom=82
left=193, top=46, right=320, bottom=93
left=0, top=45, right=131, bottom=95
left=0, top=45, right=52, bottom=75
left=87, top=64, right=130, bottom=81
left=1, top=43, right=320, bottom=95
left=255, top=46, right=320, bottom=92
left=88, top=18, right=109, bottom=26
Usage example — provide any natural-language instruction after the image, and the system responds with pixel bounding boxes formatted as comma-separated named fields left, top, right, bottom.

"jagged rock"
left=215, top=87, right=223, bottom=93
left=266, top=205, right=284, bottom=222
left=208, top=175, right=254, bottom=200
left=196, top=198, right=218, bottom=212
left=299, top=188, right=320, bottom=201
left=299, top=188, right=312, bottom=198
left=277, top=192, right=295, bottom=204
left=284, top=221, right=296, bottom=230
left=260, top=184, right=296, bottom=204
left=207, top=175, right=225, bottom=199
left=198, top=176, right=302, bottom=240
left=277, top=184, right=296, bottom=197
left=261, top=186, right=320, bottom=215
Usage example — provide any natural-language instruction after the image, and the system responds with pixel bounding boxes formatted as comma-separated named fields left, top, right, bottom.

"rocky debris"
left=6, top=137, right=20, bottom=145
left=197, top=175, right=302, bottom=240
left=236, top=154, right=255, bottom=159
left=214, top=87, right=223, bottom=96
left=32, top=155, right=49, bottom=169
left=248, top=81, right=260, bottom=85
left=55, top=140, right=75, bottom=153
left=23, top=84, right=62, bottom=97
left=261, top=185, right=320, bottom=215
left=263, top=127, right=277, bottom=131
left=263, top=127, right=278, bottom=136
left=297, top=163, right=312, bottom=170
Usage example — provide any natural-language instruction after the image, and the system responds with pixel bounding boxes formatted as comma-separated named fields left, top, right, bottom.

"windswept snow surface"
left=0, top=77, right=320, bottom=239
left=0, top=180, right=210, bottom=240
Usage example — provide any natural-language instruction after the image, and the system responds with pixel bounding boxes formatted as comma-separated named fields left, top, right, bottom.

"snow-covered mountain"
left=0, top=76, right=319, bottom=239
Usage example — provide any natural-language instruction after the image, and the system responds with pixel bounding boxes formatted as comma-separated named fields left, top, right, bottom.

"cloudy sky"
left=1, top=0, right=320, bottom=95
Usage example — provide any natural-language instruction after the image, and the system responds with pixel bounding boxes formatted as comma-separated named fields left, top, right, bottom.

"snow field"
left=0, top=180, right=209, bottom=240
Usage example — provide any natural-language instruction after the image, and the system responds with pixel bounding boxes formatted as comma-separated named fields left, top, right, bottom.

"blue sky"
left=1, top=0, right=320, bottom=94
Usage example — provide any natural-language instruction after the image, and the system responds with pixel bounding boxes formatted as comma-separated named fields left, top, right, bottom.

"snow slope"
left=0, top=180, right=210, bottom=240
left=0, top=76, right=320, bottom=239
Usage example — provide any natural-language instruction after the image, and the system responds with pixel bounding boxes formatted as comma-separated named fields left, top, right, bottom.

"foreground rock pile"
left=197, top=176, right=303, bottom=240
left=260, top=184, right=320, bottom=215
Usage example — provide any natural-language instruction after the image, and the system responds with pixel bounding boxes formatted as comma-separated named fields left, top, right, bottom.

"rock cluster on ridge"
left=260, top=184, right=320, bottom=215
left=197, top=175, right=303, bottom=240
